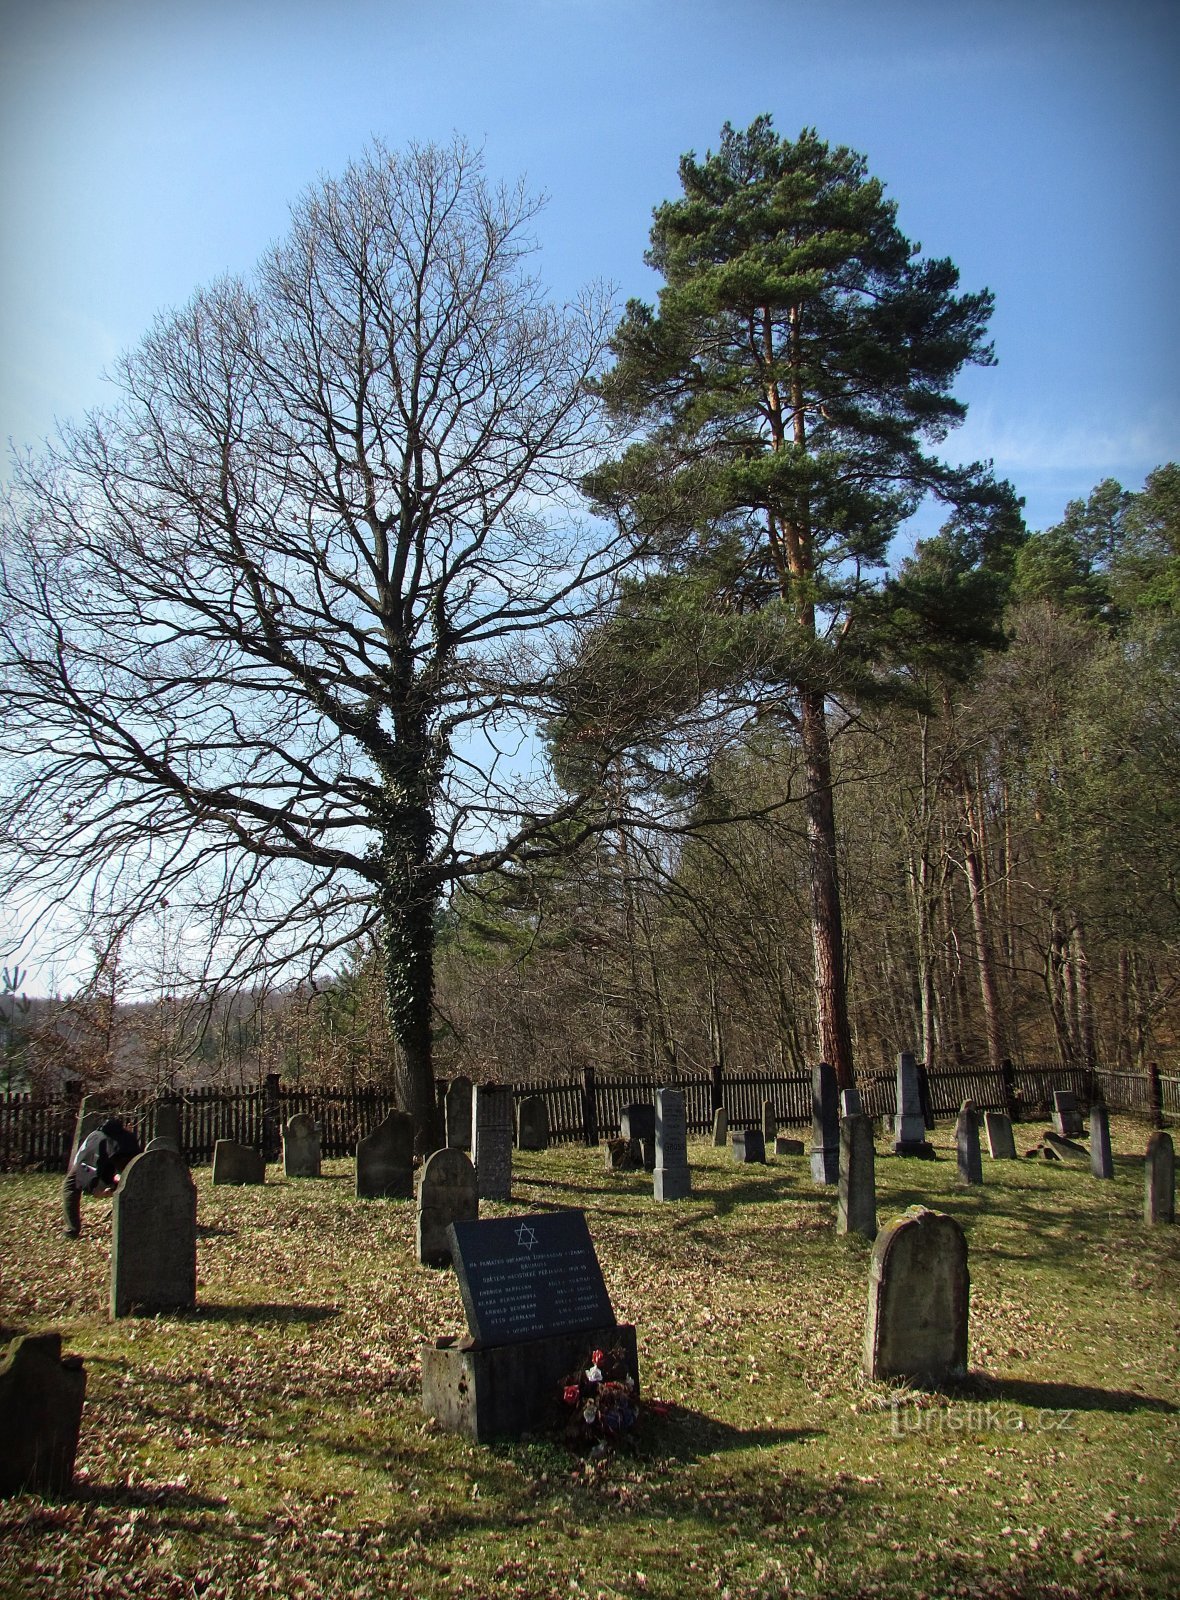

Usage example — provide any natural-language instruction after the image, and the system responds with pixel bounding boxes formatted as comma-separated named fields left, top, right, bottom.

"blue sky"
left=1, top=0, right=1177, bottom=533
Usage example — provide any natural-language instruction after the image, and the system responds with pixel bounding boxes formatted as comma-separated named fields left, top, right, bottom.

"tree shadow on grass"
left=641, top=1404, right=822, bottom=1461
left=195, top=1223, right=236, bottom=1238
left=180, top=1303, right=339, bottom=1326
left=963, top=1373, right=1178, bottom=1415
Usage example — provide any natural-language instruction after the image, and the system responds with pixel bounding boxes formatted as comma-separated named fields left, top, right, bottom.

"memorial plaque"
left=448, top=1210, right=616, bottom=1347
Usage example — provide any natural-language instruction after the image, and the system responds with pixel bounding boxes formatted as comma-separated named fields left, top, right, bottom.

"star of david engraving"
left=515, top=1222, right=537, bottom=1250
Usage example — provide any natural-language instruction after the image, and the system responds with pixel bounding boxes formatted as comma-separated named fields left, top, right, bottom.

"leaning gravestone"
left=0, top=1332, right=86, bottom=1498
left=893, top=1052, right=935, bottom=1158
left=212, top=1139, right=265, bottom=1185
left=838, top=1113, right=876, bottom=1239
left=111, top=1148, right=197, bottom=1319
left=421, top=1209, right=639, bottom=1442
left=445, top=1077, right=473, bottom=1151
left=1090, top=1099, right=1114, bottom=1180
left=863, top=1206, right=968, bottom=1385
left=283, top=1113, right=321, bottom=1178
left=1145, top=1131, right=1175, bottom=1225
left=620, top=1103, right=656, bottom=1172
left=416, top=1148, right=479, bottom=1267
left=472, top=1085, right=514, bottom=1202
left=1052, top=1090, right=1084, bottom=1138
left=984, top=1111, right=1017, bottom=1160
left=654, top=1087, right=691, bottom=1201
left=516, top=1096, right=549, bottom=1152
left=955, top=1100, right=983, bottom=1185
left=761, top=1099, right=776, bottom=1147
left=712, top=1107, right=729, bottom=1147
left=811, top=1062, right=840, bottom=1184
left=731, top=1127, right=767, bottom=1164
left=356, top=1110, right=414, bottom=1199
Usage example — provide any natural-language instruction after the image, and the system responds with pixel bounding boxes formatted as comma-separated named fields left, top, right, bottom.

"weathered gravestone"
left=620, top=1103, right=656, bottom=1172
left=761, top=1099, right=776, bottom=1147
left=445, top=1077, right=473, bottom=1151
left=654, top=1087, right=691, bottom=1201
left=1090, top=1099, right=1114, bottom=1180
left=984, top=1111, right=1017, bottom=1160
left=893, top=1051, right=935, bottom=1158
left=0, top=1332, right=86, bottom=1498
left=212, top=1139, right=265, bottom=1186
left=775, top=1135, right=805, bottom=1156
left=356, top=1110, right=414, bottom=1199
left=472, top=1085, right=514, bottom=1202
left=1043, top=1131, right=1089, bottom=1165
left=840, top=1087, right=862, bottom=1118
left=149, top=1098, right=182, bottom=1153
left=516, top=1096, right=549, bottom=1152
left=1145, top=1131, right=1175, bottom=1225
left=111, top=1148, right=197, bottom=1319
left=603, top=1137, right=643, bottom=1171
left=811, top=1062, right=839, bottom=1185
left=955, top=1101, right=983, bottom=1185
left=144, top=1136, right=181, bottom=1155
left=421, top=1209, right=638, bottom=1442
left=416, top=1148, right=479, bottom=1267
left=712, top=1107, right=729, bottom=1147
left=863, top=1206, right=968, bottom=1385
left=731, top=1127, right=767, bottom=1164
left=283, top=1113, right=321, bottom=1178
left=1052, top=1090, right=1084, bottom=1138
left=838, top=1113, right=876, bottom=1239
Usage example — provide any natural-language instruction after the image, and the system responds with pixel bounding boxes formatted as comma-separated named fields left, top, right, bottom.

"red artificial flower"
left=562, top=1384, right=582, bottom=1407
left=591, top=1349, right=605, bottom=1366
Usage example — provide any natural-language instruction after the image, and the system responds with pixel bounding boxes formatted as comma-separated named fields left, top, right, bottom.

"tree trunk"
left=801, top=687, right=855, bottom=1087
left=379, top=795, right=443, bottom=1158
left=952, top=747, right=1006, bottom=1071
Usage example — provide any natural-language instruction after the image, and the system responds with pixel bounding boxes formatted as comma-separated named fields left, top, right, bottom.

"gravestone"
left=620, top=1103, right=657, bottom=1172
left=1052, top=1090, right=1084, bottom=1138
left=0, top=1333, right=86, bottom=1498
left=603, top=1137, right=643, bottom=1171
left=110, top=1148, right=197, bottom=1318
left=654, top=1087, right=691, bottom=1201
left=838, top=1113, right=876, bottom=1239
left=516, top=1096, right=549, bottom=1152
left=70, top=1094, right=115, bottom=1160
left=212, top=1139, right=265, bottom=1185
left=356, top=1110, right=414, bottom=1199
left=863, top=1206, right=968, bottom=1385
left=775, top=1135, right=805, bottom=1156
left=731, top=1127, right=767, bottom=1164
left=712, top=1107, right=729, bottom=1147
left=761, top=1099, right=776, bottom=1147
left=422, top=1209, right=638, bottom=1442
left=1090, top=1100, right=1114, bottom=1180
left=893, top=1051, right=935, bottom=1158
left=983, top=1111, right=1017, bottom=1160
left=445, top=1077, right=473, bottom=1150
left=144, top=1136, right=181, bottom=1155
left=150, top=1098, right=182, bottom=1152
left=840, top=1087, right=862, bottom=1118
left=810, top=1061, right=839, bottom=1185
left=955, top=1100, right=983, bottom=1185
left=283, top=1113, right=321, bottom=1178
left=1145, top=1131, right=1175, bottom=1225
left=1043, top=1131, right=1089, bottom=1165
left=472, top=1085, right=514, bottom=1202
left=416, top=1148, right=479, bottom=1267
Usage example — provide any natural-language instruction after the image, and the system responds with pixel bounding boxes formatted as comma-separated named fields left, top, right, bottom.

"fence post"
left=1148, top=1062, right=1163, bottom=1130
left=261, top=1073, right=282, bottom=1161
left=1000, top=1057, right=1018, bottom=1120
left=582, top=1065, right=599, bottom=1148
left=916, top=1062, right=935, bottom=1129
left=710, top=1058, right=724, bottom=1114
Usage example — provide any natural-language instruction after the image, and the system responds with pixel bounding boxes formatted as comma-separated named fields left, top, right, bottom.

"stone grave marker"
left=472, top=1085, right=514, bottom=1202
left=712, top=1107, right=728, bottom=1147
left=422, top=1208, right=638, bottom=1442
left=212, top=1139, right=265, bottom=1185
left=111, top=1148, right=197, bottom=1319
left=811, top=1061, right=839, bottom=1184
left=356, top=1110, right=414, bottom=1199
left=416, top=1148, right=479, bottom=1267
left=1090, top=1100, right=1114, bottom=1180
left=620, top=1103, right=656, bottom=1172
left=516, top=1096, right=549, bottom=1152
left=840, top=1087, right=862, bottom=1118
left=149, top=1098, right=182, bottom=1152
left=761, top=1099, right=776, bottom=1147
left=283, top=1113, right=321, bottom=1178
left=1052, top=1090, right=1084, bottom=1138
left=445, top=1077, right=473, bottom=1150
left=1145, top=1131, right=1175, bottom=1225
left=775, top=1135, right=805, bottom=1156
left=955, top=1100, right=983, bottom=1185
left=0, top=1332, right=86, bottom=1497
left=983, top=1111, right=1017, bottom=1160
left=1043, top=1131, right=1089, bottom=1165
left=144, top=1136, right=181, bottom=1155
left=838, top=1112, right=876, bottom=1239
left=603, top=1137, right=643, bottom=1171
left=863, top=1206, right=968, bottom=1385
left=893, top=1051, right=935, bottom=1158
left=731, top=1127, right=767, bottom=1164
left=654, top=1087, right=691, bottom=1201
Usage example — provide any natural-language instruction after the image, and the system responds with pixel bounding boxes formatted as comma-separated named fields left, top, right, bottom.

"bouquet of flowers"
left=559, top=1343, right=640, bottom=1450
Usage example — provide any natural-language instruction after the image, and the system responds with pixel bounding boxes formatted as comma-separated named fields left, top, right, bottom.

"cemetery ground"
left=1, top=1119, right=1177, bottom=1600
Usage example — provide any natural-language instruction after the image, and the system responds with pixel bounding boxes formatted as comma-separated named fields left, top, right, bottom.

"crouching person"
left=62, top=1117, right=142, bottom=1238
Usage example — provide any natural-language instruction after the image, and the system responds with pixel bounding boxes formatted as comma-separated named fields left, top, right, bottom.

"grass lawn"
left=2, top=1116, right=1178, bottom=1599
